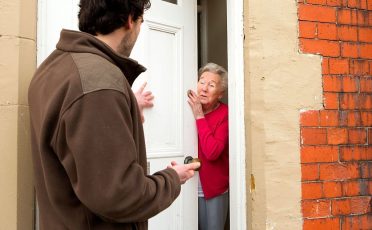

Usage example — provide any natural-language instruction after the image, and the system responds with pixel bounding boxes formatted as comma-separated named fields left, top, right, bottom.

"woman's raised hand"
left=187, top=89, right=204, bottom=119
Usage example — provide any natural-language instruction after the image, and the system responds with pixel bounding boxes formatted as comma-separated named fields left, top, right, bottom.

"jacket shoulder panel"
left=71, top=53, right=128, bottom=94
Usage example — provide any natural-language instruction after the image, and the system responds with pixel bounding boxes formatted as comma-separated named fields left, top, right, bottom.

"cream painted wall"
left=244, top=0, right=323, bottom=229
left=0, top=0, right=36, bottom=229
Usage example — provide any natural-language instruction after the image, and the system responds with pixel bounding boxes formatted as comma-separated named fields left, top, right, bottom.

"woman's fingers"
left=187, top=89, right=197, bottom=98
left=187, top=91, right=199, bottom=103
left=187, top=89, right=204, bottom=119
left=187, top=98, right=196, bottom=108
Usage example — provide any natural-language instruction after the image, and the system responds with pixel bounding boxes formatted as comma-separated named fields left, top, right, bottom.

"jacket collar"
left=56, top=29, right=146, bottom=85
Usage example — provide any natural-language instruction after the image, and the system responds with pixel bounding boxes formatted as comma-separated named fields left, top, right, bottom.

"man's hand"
left=167, top=161, right=200, bottom=184
left=134, top=82, right=154, bottom=123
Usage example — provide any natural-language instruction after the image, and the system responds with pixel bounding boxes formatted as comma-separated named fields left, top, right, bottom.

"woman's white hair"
left=198, top=62, right=228, bottom=93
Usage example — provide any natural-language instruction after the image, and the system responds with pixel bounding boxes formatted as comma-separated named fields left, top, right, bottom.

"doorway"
left=197, top=0, right=229, bottom=228
left=197, top=0, right=247, bottom=229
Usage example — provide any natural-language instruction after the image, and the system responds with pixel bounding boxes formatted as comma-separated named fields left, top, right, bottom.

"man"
left=28, top=0, right=200, bottom=229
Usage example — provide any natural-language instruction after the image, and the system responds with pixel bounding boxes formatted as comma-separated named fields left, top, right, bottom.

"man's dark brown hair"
left=78, top=0, right=151, bottom=35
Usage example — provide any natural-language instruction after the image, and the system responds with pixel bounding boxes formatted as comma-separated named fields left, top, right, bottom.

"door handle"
left=184, top=156, right=201, bottom=171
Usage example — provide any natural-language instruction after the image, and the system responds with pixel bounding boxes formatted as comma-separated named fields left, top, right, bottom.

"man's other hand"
left=167, top=161, right=200, bottom=184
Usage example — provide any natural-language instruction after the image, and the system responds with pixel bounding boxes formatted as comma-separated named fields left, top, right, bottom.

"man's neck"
left=95, top=28, right=124, bottom=53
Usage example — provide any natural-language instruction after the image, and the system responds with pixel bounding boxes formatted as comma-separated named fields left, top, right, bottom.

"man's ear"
left=125, top=14, right=134, bottom=30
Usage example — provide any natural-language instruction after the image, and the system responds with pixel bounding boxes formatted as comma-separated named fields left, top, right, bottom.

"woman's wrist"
left=196, top=114, right=205, bottom=120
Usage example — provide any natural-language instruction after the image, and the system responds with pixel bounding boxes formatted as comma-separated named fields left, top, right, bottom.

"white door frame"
left=227, top=0, right=247, bottom=229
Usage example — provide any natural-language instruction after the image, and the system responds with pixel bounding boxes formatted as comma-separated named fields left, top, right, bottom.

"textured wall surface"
left=244, top=0, right=323, bottom=228
left=299, top=0, right=372, bottom=229
left=0, top=0, right=36, bottom=229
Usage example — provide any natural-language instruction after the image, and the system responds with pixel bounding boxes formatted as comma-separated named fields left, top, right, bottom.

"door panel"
left=138, top=22, right=182, bottom=155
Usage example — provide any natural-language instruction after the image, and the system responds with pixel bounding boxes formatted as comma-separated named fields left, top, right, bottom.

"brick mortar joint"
left=299, top=2, right=372, bottom=11
left=302, top=195, right=372, bottom=200
left=303, top=213, right=370, bottom=221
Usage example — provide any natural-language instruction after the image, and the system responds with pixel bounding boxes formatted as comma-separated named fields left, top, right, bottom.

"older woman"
left=187, top=63, right=229, bottom=230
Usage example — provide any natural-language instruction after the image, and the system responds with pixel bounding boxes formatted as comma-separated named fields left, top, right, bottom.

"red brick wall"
left=298, top=0, right=372, bottom=229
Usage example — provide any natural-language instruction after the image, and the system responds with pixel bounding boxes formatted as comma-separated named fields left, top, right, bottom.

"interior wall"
left=205, top=0, right=228, bottom=70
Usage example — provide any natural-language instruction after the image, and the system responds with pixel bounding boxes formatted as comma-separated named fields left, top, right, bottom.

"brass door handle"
left=184, top=156, right=201, bottom=171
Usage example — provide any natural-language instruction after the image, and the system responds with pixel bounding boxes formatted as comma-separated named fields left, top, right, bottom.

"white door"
left=37, top=0, right=198, bottom=230
left=130, top=0, right=198, bottom=229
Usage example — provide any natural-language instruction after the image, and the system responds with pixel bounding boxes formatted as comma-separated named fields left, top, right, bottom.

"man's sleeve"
left=54, top=89, right=181, bottom=222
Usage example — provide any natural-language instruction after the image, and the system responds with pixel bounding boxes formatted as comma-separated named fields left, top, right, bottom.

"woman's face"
left=197, top=71, right=224, bottom=108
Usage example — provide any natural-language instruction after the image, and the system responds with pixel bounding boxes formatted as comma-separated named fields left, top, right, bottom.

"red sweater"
left=196, top=103, right=229, bottom=199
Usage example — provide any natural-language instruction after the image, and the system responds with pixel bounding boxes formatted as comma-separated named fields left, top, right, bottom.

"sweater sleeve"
left=55, top=90, right=181, bottom=223
left=196, top=112, right=228, bottom=161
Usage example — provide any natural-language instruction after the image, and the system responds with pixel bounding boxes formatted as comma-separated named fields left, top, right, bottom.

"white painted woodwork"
left=226, top=0, right=247, bottom=229
left=131, top=1, right=198, bottom=229
left=37, top=0, right=79, bottom=66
